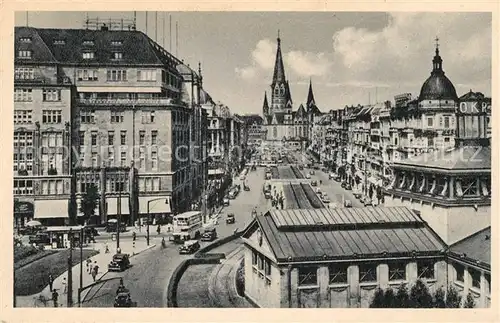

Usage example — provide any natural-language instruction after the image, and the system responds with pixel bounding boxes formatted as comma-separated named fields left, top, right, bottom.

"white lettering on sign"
left=458, top=101, right=491, bottom=114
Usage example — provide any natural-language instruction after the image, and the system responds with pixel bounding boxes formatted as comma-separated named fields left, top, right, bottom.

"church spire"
left=306, top=78, right=316, bottom=110
left=262, top=92, right=269, bottom=115
left=272, top=30, right=286, bottom=84
left=432, top=36, right=443, bottom=74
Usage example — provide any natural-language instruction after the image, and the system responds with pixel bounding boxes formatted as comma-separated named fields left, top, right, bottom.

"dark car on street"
left=108, top=253, right=131, bottom=272
left=201, top=228, right=218, bottom=241
left=311, top=180, right=318, bottom=186
left=114, top=291, right=133, bottom=307
left=226, top=213, right=235, bottom=224
left=28, top=232, right=50, bottom=245
left=179, top=240, right=200, bottom=254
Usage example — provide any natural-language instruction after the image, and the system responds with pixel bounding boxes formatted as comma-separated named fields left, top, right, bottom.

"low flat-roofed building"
left=242, top=206, right=448, bottom=308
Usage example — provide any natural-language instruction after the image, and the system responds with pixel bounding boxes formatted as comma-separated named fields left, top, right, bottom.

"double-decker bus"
left=171, top=211, right=202, bottom=243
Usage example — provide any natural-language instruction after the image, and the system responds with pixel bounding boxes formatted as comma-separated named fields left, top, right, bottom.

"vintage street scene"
left=12, top=12, right=491, bottom=308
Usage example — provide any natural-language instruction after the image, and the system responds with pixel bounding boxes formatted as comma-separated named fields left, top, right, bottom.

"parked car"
left=334, top=176, right=341, bottom=182
left=345, top=184, right=352, bottom=190
left=321, top=195, right=331, bottom=204
left=179, top=240, right=200, bottom=255
left=311, top=180, right=318, bottom=186
left=264, top=191, right=272, bottom=199
left=315, top=187, right=322, bottom=194
left=201, top=228, right=218, bottom=241
left=28, top=233, right=50, bottom=245
left=240, top=175, right=246, bottom=181
left=114, top=292, right=133, bottom=307
left=108, top=253, right=131, bottom=272
left=329, top=173, right=336, bottom=180
left=344, top=199, right=353, bottom=208
left=223, top=197, right=230, bottom=206
left=298, top=165, right=304, bottom=170
left=363, top=197, right=373, bottom=206
left=305, top=173, right=311, bottom=179
left=309, top=170, right=315, bottom=175
left=226, top=213, right=235, bottom=224
left=244, top=185, right=250, bottom=191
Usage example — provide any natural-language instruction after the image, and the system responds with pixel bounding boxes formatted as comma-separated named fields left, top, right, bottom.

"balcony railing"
left=77, top=98, right=186, bottom=107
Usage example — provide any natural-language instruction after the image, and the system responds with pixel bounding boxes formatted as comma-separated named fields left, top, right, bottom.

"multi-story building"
left=240, top=114, right=265, bottom=147
left=14, top=25, right=207, bottom=226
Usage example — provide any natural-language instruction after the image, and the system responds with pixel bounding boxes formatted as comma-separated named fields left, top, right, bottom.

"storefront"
left=139, top=196, right=172, bottom=224
left=34, top=199, right=68, bottom=226
left=14, top=200, right=34, bottom=228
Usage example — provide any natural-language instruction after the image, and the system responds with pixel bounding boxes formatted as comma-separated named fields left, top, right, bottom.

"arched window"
left=280, top=84, right=285, bottom=95
left=274, top=85, right=279, bottom=97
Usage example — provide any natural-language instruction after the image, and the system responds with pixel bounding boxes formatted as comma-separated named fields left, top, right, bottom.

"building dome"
left=419, top=46, right=457, bottom=101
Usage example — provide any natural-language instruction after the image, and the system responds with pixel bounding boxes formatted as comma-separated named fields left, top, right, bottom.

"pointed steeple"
left=272, top=30, right=286, bottom=85
left=306, top=78, right=316, bottom=110
left=262, top=92, right=269, bottom=115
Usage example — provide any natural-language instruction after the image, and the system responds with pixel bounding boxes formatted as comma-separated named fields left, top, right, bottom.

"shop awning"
left=139, top=196, right=172, bottom=214
left=34, top=199, right=68, bottom=219
left=106, top=197, right=130, bottom=215
left=208, top=169, right=225, bottom=176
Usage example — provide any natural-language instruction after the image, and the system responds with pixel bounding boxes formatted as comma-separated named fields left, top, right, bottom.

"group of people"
left=86, top=258, right=100, bottom=282
left=270, top=186, right=285, bottom=210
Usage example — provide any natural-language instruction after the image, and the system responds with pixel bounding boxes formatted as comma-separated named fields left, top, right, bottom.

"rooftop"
left=244, top=207, right=446, bottom=263
left=448, top=227, right=491, bottom=269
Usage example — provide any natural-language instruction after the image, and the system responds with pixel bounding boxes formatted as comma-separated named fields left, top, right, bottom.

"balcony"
left=370, top=129, right=381, bottom=136
left=77, top=98, right=186, bottom=107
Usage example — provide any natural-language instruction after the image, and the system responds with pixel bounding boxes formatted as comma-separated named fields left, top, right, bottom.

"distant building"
left=261, top=34, right=322, bottom=150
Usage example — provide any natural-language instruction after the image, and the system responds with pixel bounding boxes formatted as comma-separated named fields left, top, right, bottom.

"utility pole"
left=78, top=227, right=83, bottom=306
left=146, top=201, right=150, bottom=246
left=67, top=228, right=73, bottom=307
left=117, top=187, right=121, bottom=251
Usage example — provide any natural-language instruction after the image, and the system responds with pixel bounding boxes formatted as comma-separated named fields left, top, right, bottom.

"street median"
left=167, top=231, right=243, bottom=307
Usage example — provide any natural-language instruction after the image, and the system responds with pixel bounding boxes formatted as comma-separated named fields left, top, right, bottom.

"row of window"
left=138, top=177, right=161, bottom=192
left=286, top=261, right=435, bottom=286
left=79, top=130, right=159, bottom=146
left=13, top=179, right=66, bottom=196
left=79, top=150, right=159, bottom=170
left=80, top=110, right=156, bottom=124
left=14, top=89, right=61, bottom=102
left=251, top=251, right=272, bottom=285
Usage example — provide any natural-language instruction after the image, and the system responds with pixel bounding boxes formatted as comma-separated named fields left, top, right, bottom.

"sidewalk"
left=16, top=239, right=155, bottom=308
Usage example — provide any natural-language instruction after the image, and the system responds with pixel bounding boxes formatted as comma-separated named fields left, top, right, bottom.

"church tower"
left=306, top=78, right=316, bottom=112
left=270, top=31, right=292, bottom=113
left=262, top=92, right=269, bottom=116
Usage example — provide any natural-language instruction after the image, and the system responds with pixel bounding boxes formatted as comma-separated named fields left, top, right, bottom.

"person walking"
left=86, top=258, right=92, bottom=273
left=48, top=273, right=54, bottom=292
left=132, top=231, right=136, bottom=242
left=91, top=264, right=98, bottom=282
left=157, top=224, right=161, bottom=235
left=61, top=277, right=67, bottom=294
left=52, top=289, right=59, bottom=308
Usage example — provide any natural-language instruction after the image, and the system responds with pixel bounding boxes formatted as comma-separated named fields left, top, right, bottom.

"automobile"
left=223, top=197, right=230, bottom=206
left=362, top=197, right=373, bottom=207
left=321, top=196, right=331, bottom=204
left=309, top=170, right=315, bottom=175
left=244, top=185, right=250, bottom=191
left=314, top=164, right=320, bottom=170
left=114, top=292, right=133, bottom=307
left=298, top=165, right=304, bottom=170
left=329, top=173, right=336, bottom=180
left=201, top=228, right=218, bottom=241
left=305, top=173, right=311, bottom=179
left=334, top=176, right=342, bottom=182
left=229, top=191, right=237, bottom=199
left=179, top=240, right=200, bottom=255
left=251, top=165, right=257, bottom=171
left=264, top=191, right=272, bottom=199
left=28, top=232, right=50, bottom=245
left=240, top=175, right=246, bottom=181
left=108, top=253, right=131, bottom=272
left=344, top=199, right=353, bottom=208
left=251, top=209, right=258, bottom=217
left=345, top=184, right=352, bottom=190
left=315, top=187, right=322, bottom=194
left=311, top=180, right=318, bottom=187
left=226, top=213, right=235, bottom=224
left=265, top=172, right=272, bottom=180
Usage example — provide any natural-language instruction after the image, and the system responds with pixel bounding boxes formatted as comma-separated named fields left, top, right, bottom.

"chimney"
left=101, top=24, right=109, bottom=31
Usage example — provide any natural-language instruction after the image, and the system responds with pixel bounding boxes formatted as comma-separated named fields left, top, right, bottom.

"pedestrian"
left=132, top=231, right=136, bottom=242
left=91, top=268, right=97, bottom=282
left=88, top=259, right=93, bottom=275
left=48, top=273, right=54, bottom=292
left=52, top=289, right=59, bottom=308
left=157, top=224, right=161, bottom=235
left=62, top=277, right=67, bottom=294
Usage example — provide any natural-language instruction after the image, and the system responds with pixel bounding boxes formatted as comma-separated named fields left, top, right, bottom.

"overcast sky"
left=16, top=12, right=491, bottom=115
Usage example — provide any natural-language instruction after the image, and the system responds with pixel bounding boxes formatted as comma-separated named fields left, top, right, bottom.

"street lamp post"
left=78, top=227, right=83, bottom=306
left=67, top=228, right=73, bottom=307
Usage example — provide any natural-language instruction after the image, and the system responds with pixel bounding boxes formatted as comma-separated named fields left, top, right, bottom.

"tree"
left=394, top=283, right=411, bottom=308
left=446, top=285, right=461, bottom=308
left=383, top=288, right=396, bottom=308
left=433, top=287, right=446, bottom=308
left=79, top=184, right=99, bottom=225
left=463, top=292, right=475, bottom=308
left=409, top=280, right=433, bottom=308
left=369, top=288, right=385, bottom=308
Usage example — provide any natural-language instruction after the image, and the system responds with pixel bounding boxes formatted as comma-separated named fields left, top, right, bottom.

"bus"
left=171, top=211, right=203, bottom=243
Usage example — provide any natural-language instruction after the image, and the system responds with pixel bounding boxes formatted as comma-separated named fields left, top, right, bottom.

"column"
left=290, top=268, right=299, bottom=308
left=348, top=265, right=359, bottom=308
left=407, top=262, right=418, bottom=283
left=449, top=176, right=455, bottom=199
left=464, top=267, right=471, bottom=296
left=211, top=132, right=214, bottom=153
left=318, top=265, right=329, bottom=307
left=479, top=272, right=489, bottom=308
left=378, top=264, right=389, bottom=289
